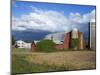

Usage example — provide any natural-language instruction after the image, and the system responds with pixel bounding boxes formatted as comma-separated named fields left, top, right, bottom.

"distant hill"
left=12, top=30, right=51, bottom=42
left=12, top=23, right=90, bottom=44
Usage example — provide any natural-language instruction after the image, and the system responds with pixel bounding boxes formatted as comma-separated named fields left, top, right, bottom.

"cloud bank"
left=12, top=6, right=95, bottom=32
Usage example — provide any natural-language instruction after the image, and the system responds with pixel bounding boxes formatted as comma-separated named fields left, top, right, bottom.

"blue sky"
left=12, top=0, right=96, bottom=41
left=12, top=1, right=95, bottom=17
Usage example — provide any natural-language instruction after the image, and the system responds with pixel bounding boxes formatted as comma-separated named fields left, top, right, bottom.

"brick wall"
left=55, top=33, right=70, bottom=49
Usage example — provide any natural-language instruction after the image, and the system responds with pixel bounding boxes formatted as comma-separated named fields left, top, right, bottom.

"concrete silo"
left=71, top=28, right=84, bottom=49
left=90, top=19, right=96, bottom=50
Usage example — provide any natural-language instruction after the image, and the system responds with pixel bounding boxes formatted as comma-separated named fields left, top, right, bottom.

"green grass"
left=12, top=48, right=96, bottom=74
left=12, top=48, right=31, bottom=52
left=12, top=54, right=33, bottom=74
left=12, top=54, right=71, bottom=74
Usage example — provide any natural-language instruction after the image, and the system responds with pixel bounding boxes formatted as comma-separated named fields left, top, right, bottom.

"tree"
left=12, top=36, right=16, bottom=45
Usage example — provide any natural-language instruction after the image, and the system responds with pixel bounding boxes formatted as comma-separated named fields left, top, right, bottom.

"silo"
left=78, top=32, right=84, bottom=49
left=71, top=28, right=79, bottom=49
left=90, top=19, right=96, bottom=50
left=71, top=28, right=78, bottom=39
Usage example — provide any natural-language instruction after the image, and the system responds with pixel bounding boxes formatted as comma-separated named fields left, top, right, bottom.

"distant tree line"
left=12, top=36, right=16, bottom=45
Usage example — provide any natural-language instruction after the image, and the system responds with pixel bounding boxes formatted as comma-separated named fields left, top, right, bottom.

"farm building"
left=31, top=41, right=36, bottom=51
left=45, top=28, right=84, bottom=50
left=16, top=40, right=31, bottom=49
left=55, top=28, right=84, bottom=49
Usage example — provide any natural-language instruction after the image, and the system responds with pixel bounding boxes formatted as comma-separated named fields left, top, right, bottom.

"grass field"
left=12, top=48, right=96, bottom=74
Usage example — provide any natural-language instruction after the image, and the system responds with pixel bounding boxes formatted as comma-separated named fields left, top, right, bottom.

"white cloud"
left=12, top=7, right=95, bottom=32
left=12, top=8, right=69, bottom=32
left=69, top=9, right=95, bottom=28
left=69, top=9, right=95, bottom=24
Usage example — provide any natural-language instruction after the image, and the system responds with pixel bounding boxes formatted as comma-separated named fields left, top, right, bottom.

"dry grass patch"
left=26, top=51, right=96, bottom=70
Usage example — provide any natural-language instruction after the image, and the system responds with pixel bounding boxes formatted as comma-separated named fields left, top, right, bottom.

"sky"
left=12, top=0, right=96, bottom=41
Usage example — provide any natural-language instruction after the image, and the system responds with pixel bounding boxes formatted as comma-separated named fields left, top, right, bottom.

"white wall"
left=16, top=40, right=31, bottom=48
left=24, top=43, right=31, bottom=48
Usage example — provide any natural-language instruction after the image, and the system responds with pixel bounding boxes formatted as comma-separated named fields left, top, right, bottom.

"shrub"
left=71, top=39, right=79, bottom=49
left=36, top=40, right=56, bottom=52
